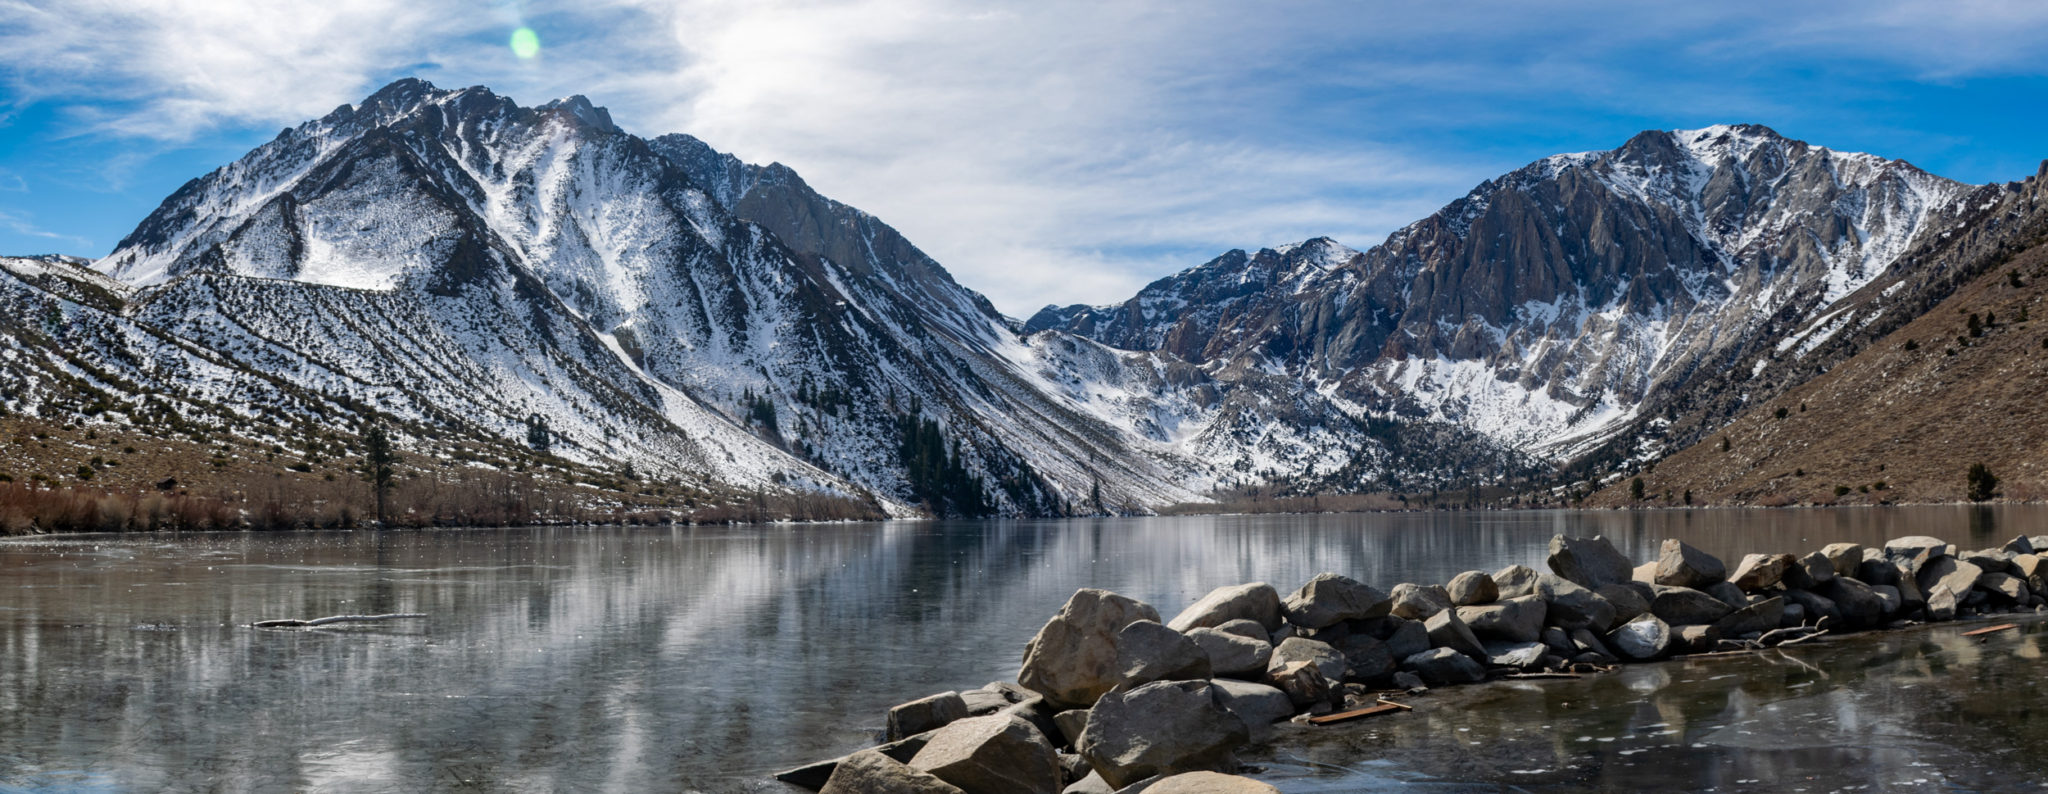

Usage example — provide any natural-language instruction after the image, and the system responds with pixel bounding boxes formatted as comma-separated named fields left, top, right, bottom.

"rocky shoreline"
left=775, top=532, right=2048, bottom=793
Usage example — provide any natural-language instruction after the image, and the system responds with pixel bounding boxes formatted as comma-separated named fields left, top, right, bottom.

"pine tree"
left=525, top=414, right=552, bottom=452
left=1967, top=462, right=2000, bottom=502
left=363, top=422, right=399, bottom=526
left=1629, top=477, right=1645, bottom=501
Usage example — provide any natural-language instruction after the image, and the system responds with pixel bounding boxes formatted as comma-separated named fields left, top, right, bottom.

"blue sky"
left=4, top=1, right=2048, bottom=315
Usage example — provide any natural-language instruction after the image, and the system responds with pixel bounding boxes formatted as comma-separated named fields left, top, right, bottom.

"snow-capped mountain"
left=1032, top=125, right=1983, bottom=462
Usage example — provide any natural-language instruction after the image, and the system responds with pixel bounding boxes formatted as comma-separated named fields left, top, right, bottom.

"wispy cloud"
left=0, top=208, right=91, bottom=249
left=3, top=1, right=2047, bottom=312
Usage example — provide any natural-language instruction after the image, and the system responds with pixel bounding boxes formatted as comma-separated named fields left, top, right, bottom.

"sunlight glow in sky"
left=3, top=1, right=2048, bottom=315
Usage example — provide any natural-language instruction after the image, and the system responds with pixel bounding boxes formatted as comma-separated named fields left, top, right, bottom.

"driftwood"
left=1757, top=625, right=1826, bottom=648
left=1962, top=623, right=2018, bottom=638
left=252, top=613, right=427, bottom=628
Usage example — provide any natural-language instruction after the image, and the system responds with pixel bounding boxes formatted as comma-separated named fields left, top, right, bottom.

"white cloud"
left=0, top=208, right=91, bottom=249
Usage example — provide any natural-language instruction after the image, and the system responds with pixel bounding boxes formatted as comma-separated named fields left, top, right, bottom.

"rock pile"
left=777, top=533, right=2048, bottom=793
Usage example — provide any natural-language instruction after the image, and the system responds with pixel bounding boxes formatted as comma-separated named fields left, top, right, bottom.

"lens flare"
left=510, top=27, right=541, bottom=59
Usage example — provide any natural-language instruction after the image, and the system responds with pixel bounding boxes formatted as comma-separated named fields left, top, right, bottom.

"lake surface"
left=1, top=506, right=2044, bottom=792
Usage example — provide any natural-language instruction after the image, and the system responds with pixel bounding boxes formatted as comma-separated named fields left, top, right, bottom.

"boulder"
left=1892, top=564, right=1927, bottom=615
left=1266, top=660, right=1333, bottom=707
left=1730, top=553, right=1792, bottom=591
left=890, top=692, right=971, bottom=741
left=1401, top=647, right=1487, bottom=685
left=1856, top=557, right=1901, bottom=587
left=1961, top=549, right=2015, bottom=575
left=1054, top=710, right=1091, bottom=747
left=1021, top=589, right=1164, bottom=709
left=1382, top=618, right=1431, bottom=659
left=2004, top=536, right=2036, bottom=555
left=2014, top=554, right=2047, bottom=593
left=1456, top=594, right=1547, bottom=643
left=1328, top=632, right=1395, bottom=682
left=1782, top=590, right=1839, bottom=626
left=1423, top=608, right=1487, bottom=660
left=1925, top=583, right=1960, bottom=621
left=1145, top=771, right=1282, bottom=794
left=1184, top=627, right=1272, bottom=677
left=1537, top=575, right=1617, bottom=632
left=1207, top=679, right=1293, bottom=743
left=1492, top=564, right=1542, bottom=599
left=1916, top=558, right=1985, bottom=606
left=1168, top=584, right=1283, bottom=633
left=1546, top=535, right=1636, bottom=589
left=1649, top=585, right=1734, bottom=626
left=1820, top=543, right=1866, bottom=577
left=910, top=715, right=1063, bottom=794
left=1281, top=574, right=1389, bottom=629
left=2032, top=535, right=2048, bottom=555
left=1704, top=581, right=1749, bottom=609
left=777, top=734, right=936, bottom=790
left=1390, top=671, right=1425, bottom=691
left=1483, top=640, right=1548, bottom=671
left=1884, top=536, right=1949, bottom=569
left=1568, top=628, right=1613, bottom=658
left=824, top=749, right=969, bottom=794
left=1815, top=577, right=1884, bottom=628
left=1388, top=583, right=1454, bottom=621
left=1266, top=637, right=1346, bottom=683
left=1870, top=585, right=1902, bottom=617
left=1632, top=562, right=1659, bottom=585
left=1674, top=624, right=1720, bottom=655
left=1446, top=571, right=1499, bottom=606
left=1980, top=572, right=2029, bottom=603
left=1116, top=621, right=1213, bottom=687
left=1605, top=614, right=1672, bottom=661
left=1797, top=552, right=1836, bottom=587
left=1710, top=596, right=1782, bottom=637
left=1595, top=584, right=1650, bottom=625
left=1212, top=619, right=1268, bottom=642
left=1540, top=627, right=1575, bottom=656
left=962, top=688, right=1012, bottom=716
left=1064, top=771, right=1114, bottom=794
left=1779, top=602, right=1806, bottom=628
left=1075, top=681, right=1249, bottom=789
left=1653, top=540, right=1727, bottom=589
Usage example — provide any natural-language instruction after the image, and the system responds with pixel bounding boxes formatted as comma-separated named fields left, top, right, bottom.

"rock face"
left=1730, top=554, right=1792, bottom=591
left=1547, top=535, right=1636, bottom=589
left=1169, top=584, right=1284, bottom=633
left=1649, top=586, right=1734, bottom=626
left=910, top=715, right=1062, bottom=794
left=1653, top=540, right=1726, bottom=589
left=1281, top=574, right=1390, bottom=629
left=1076, top=681, right=1250, bottom=789
left=1185, top=628, right=1273, bottom=677
left=1606, top=614, right=1672, bottom=661
left=1456, top=595, right=1547, bottom=643
left=1388, top=583, right=1454, bottom=620
left=1446, top=571, right=1499, bottom=606
left=824, top=749, right=969, bottom=794
left=889, top=692, right=970, bottom=741
left=1402, top=648, right=1487, bottom=685
left=1144, top=771, right=1282, bottom=794
left=1537, top=575, right=1617, bottom=632
left=1116, top=621, right=1213, bottom=687
left=1021, top=589, right=1164, bottom=709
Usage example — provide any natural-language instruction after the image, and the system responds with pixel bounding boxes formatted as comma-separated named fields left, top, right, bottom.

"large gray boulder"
left=1595, top=584, right=1650, bottom=625
left=1649, top=585, right=1734, bottom=626
left=1207, top=679, right=1292, bottom=743
left=1184, top=627, right=1272, bottom=677
left=1885, top=536, right=1950, bottom=568
left=1423, top=608, right=1487, bottom=660
left=1145, top=771, right=1282, bottom=793
left=1401, top=647, right=1486, bottom=685
left=1547, top=535, right=1636, bottom=589
left=1021, top=589, right=1164, bottom=709
left=910, top=714, right=1062, bottom=794
left=1916, top=558, right=1985, bottom=606
left=2014, top=554, right=2047, bottom=593
left=824, top=749, right=968, bottom=794
left=1783, top=590, right=1839, bottom=626
left=1388, top=583, right=1454, bottom=621
left=1328, top=632, right=1395, bottom=682
left=1815, top=577, right=1884, bottom=628
left=1116, top=621, right=1212, bottom=687
left=1446, top=571, right=1499, bottom=606
left=1653, top=540, right=1726, bottom=589
left=1168, top=584, right=1283, bottom=633
left=1605, top=614, right=1672, bottom=661
left=1730, top=553, right=1792, bottom=591
left=1266, top=660, right=1333, bottom=707
left=1925, top=581, right=1959, bottom=620
left=1820, top=543, right=1866, bottom=577
left=1456, top=595, right=1546, bottom=643
left=1537, top=574, right=1617, bottom=632
left=1797, top=552, right=1836, bottom=587
left=1266, top=637, right=1346, bottom=683
left=1281, top=574, right=1390, bottom=629
left=1704, top=581, right=1749, bottom=609
left=1980, top=572, right=2029, bottom=602
left=1077, top=681, right=1249, bottom=789
left=1869, top=585, right=1902, bottom=617
left=1210, top=619, right=1268, bottom=643
left=890, top=692, right=971, bottom=741
left=1381, top=618, right=1431, bottom=659
left=1710, top=596, right=1783, bottom=637
left=1492, top=564, right=1542, bottom=599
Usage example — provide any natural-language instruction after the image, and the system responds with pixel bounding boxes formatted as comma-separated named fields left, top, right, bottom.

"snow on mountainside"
left=1033, top=124, right=1976, bottom=462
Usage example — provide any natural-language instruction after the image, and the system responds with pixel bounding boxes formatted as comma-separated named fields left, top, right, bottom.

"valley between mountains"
left=5, top=78, right=2045, bottom=527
